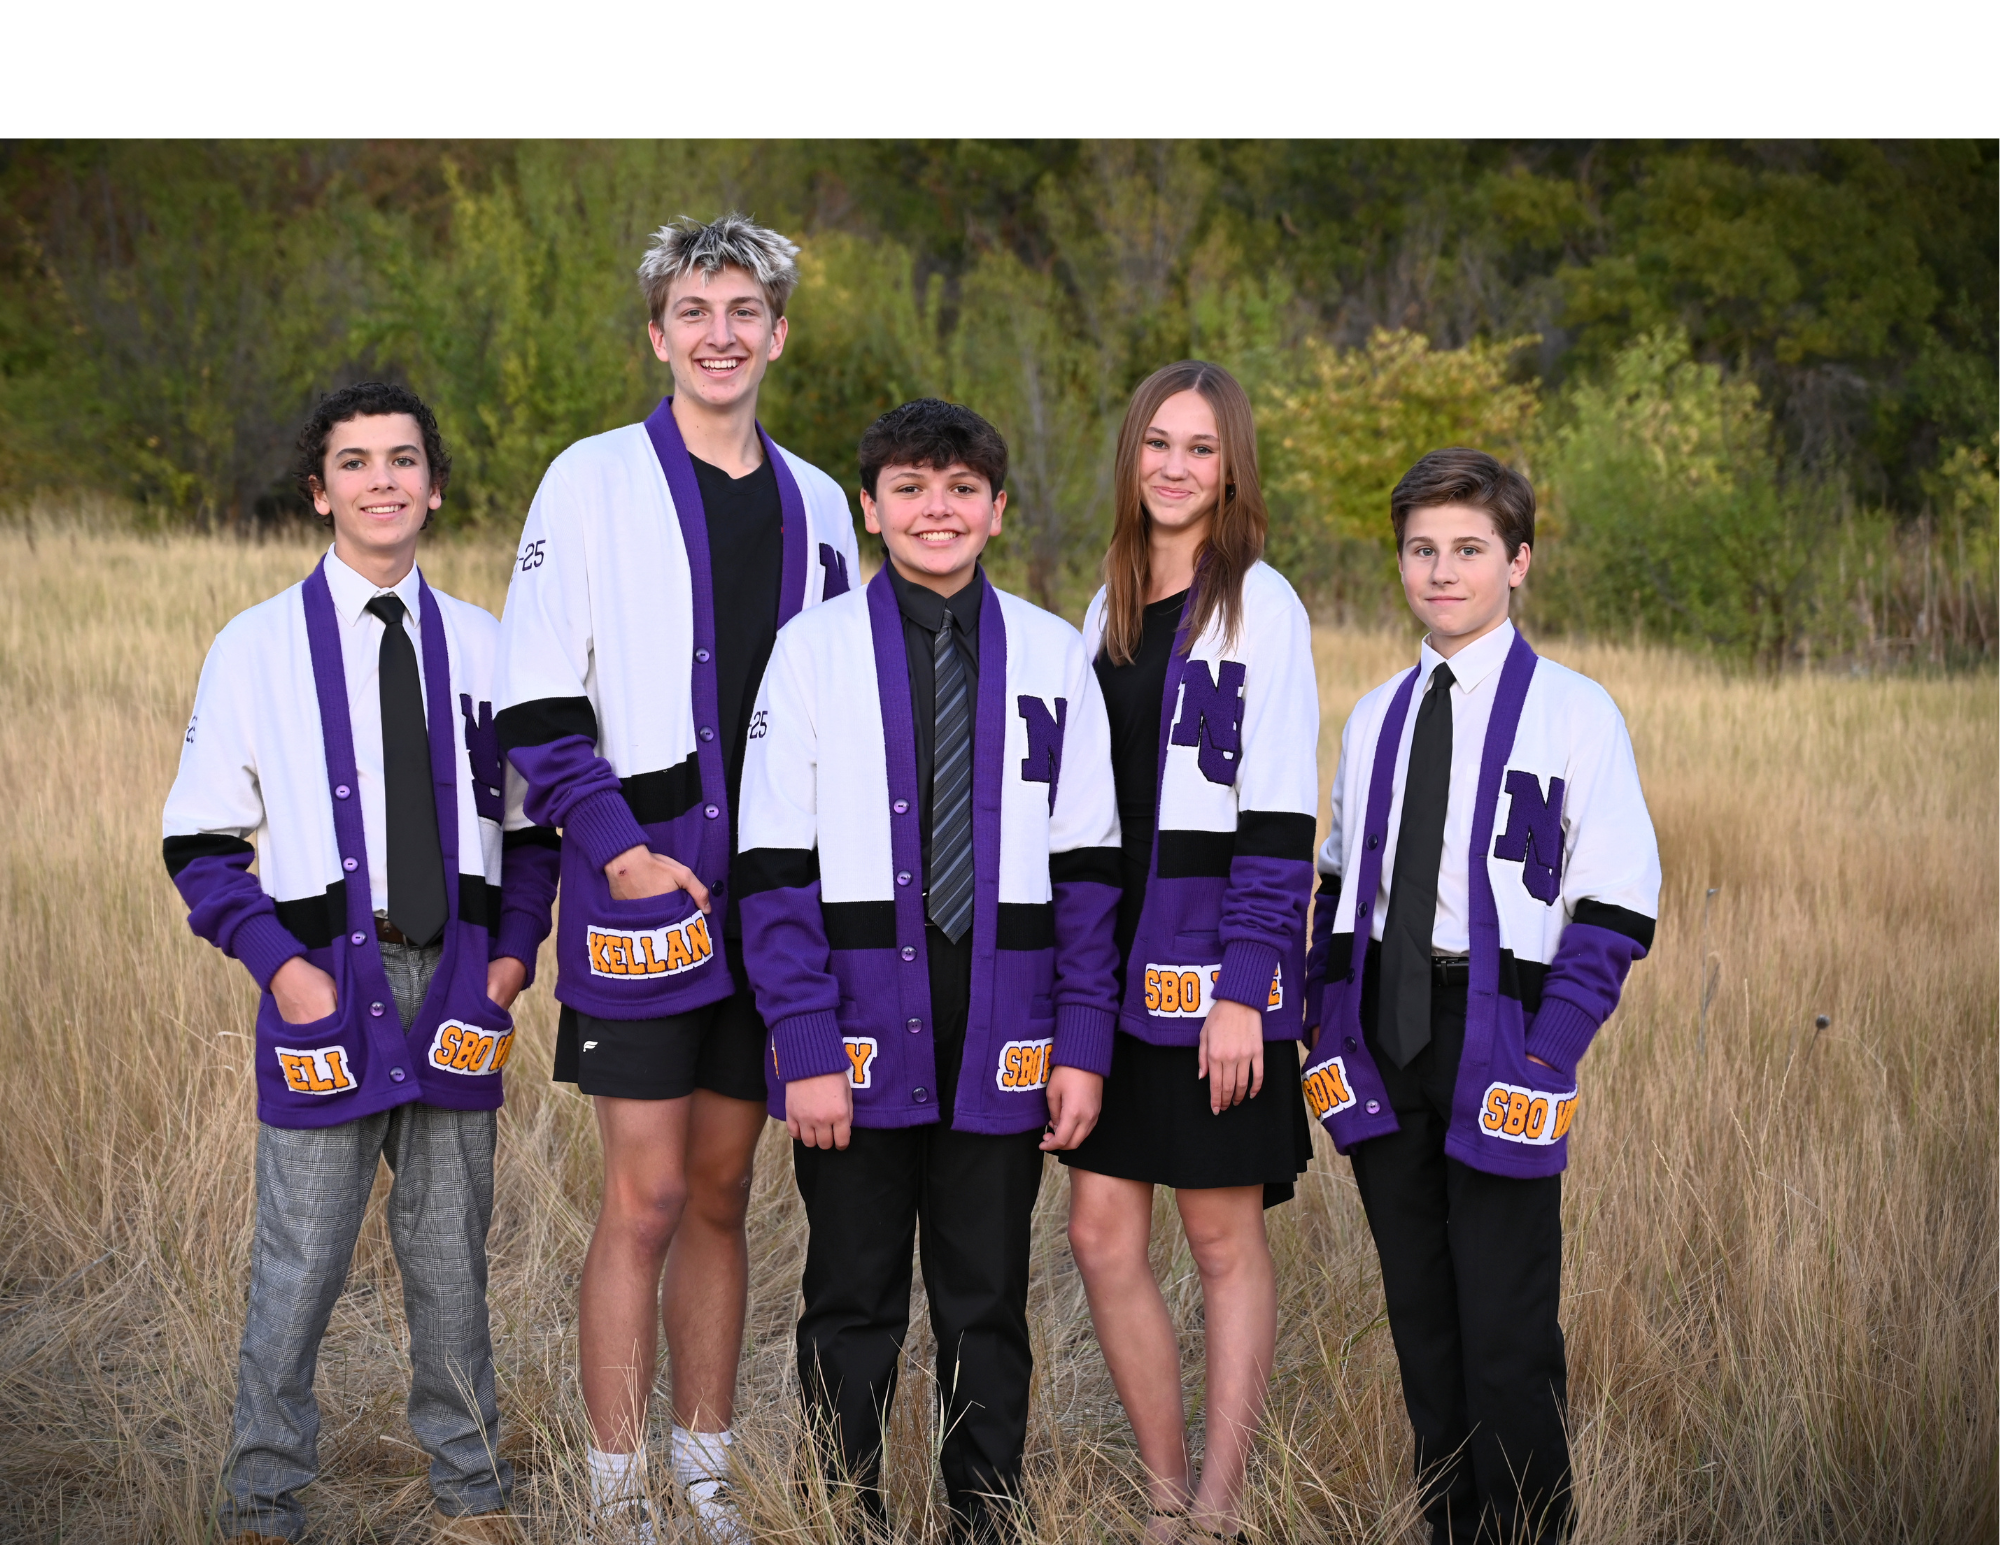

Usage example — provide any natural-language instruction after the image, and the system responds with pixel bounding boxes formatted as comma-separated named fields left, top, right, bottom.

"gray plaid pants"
left=219, top=941, right=512, bottom=1540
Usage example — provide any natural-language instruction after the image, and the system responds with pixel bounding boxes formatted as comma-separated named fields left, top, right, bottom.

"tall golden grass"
left=0, top=526, right=1992, bottom=1543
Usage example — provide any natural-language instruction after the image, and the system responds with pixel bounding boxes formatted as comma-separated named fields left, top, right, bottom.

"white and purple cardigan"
left=736, top=568, right=1124, bottom=1136
left=1304, top=630, right=1661, bottom=1179
left=163, top=559, right=560, bottom=1129
left=1081, top=561, right=1321, bottom=1043
left=492, top=399, right=860, bottom=1021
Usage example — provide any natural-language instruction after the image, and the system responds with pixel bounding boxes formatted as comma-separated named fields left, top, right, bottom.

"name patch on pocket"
left=1479, top=1080, right=1578, bottom=1145
left=1143, top=963, right=1219, bottom=1018
left=588, top=914, right=714, bottom=978
left=428, top=1021, right=515, bottom=1077
left=1144, top=962, right=1284, bottom=1017
left=995, top=1038, right=1053, bottom=1092
left=274, top=1044, right=356, bottom=1096
left=1302, top=1054, right=1357, bottom=1121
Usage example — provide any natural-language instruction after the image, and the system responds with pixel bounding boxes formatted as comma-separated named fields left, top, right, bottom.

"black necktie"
left=928, top=610, right=975, bottom=943
left=366, top=594, right=447, bottom=947
left=1379, top=662, right=1455, bottom=1068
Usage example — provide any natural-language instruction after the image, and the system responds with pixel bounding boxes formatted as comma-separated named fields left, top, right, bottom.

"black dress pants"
left=1349, top=961, right=1572, bottom=1544
left=793, top=1118, right=1046, bottom=1542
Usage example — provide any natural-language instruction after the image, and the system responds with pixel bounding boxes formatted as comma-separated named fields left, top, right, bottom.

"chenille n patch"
left=427, top=1020, right=516, bottom=1077
left=274, top=1044, right=357, bottom=1096
left=587, top=914, right=714, bottom=978
left=1478, top=1079, right=1578, bottom=1145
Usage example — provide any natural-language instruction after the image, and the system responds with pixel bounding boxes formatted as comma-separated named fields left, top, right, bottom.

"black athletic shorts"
left=552, top=936, right=768, bottom=1103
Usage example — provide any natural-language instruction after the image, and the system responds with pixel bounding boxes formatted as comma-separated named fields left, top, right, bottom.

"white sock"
left=588, top=1445, right=647, bottom=1511
left=671, top=1425, right=733, bottom=1488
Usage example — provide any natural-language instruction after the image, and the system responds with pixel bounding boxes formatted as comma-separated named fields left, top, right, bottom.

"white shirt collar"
left=323, top=544, right=423, bottom=628
left=1419, top=618, right=1515, bottom=696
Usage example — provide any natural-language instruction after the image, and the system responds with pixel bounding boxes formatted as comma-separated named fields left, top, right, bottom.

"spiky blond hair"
left=637, top=213, right=801, bottom=324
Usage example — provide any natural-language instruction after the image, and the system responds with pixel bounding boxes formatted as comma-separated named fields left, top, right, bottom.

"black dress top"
left=1095, top=589, right=1188, bottom=969
left=1066, top=585, right=1313, bottom=1203
left=886, top=563, right=985, bottom=1121
left=693, top=453, right=783, bottom=934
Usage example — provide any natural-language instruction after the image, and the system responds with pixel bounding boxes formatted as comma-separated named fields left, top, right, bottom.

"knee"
left=1067, top=1208, right=1139, bottom=1279
left=602, top=1179, right=689, bottom=1255
left=682, top=1157, right=754, bottom=1231
left=1182, top=1220, right=1266, bottom=1283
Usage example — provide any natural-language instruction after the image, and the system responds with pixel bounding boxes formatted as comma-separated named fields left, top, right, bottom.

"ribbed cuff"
left=1523, top=994, right=1601, bottom=1081
left=1214, top=939, right=1282, bottom=1013
left=490, top=915, right=544, bottom=989
left=770, top=1009, right=850, bottom=1084
left=232, top=912, right=308, bottom=991
left=564, top=788, right=653, bottom=874
left=1051, top=1003, right=1116, bottom=1078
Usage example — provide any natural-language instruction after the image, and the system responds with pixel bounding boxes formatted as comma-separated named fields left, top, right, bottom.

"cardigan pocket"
left=424, top=998, right=518, bottom=1080
left=581, top=887, right=717, bottom=984
left=257, top=996, right=366, bottom=1107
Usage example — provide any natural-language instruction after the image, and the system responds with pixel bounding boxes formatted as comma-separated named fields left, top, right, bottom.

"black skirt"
left=1060, top=1031, right=1316, bottom=1207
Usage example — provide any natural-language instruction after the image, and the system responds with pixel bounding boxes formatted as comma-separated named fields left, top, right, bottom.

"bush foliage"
left=0, top=139, right=1991, bottom=663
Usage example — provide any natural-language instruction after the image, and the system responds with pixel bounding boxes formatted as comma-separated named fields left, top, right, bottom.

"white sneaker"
left=686, top=1478, right=752, bottom=1545
left=584, top=1498, right=656, bottom=1545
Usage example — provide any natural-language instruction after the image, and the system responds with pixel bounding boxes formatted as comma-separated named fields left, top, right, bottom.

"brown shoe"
left=435, top=1509, right=527, bottom=1543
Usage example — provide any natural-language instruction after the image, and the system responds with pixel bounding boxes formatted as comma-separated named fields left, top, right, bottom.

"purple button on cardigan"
left=342, top=857, right=358, bottom=872
left=335, top=784, right=351, bottom=799
left=370, top=1001, right=385, bottom=1017
left=900, top=945, right=916, bottom=962
left=893, top=799, right=909, bottom=815
left=350, top=931, right=366, bottom=946
left=389, top=1067, right=406, bottom=1083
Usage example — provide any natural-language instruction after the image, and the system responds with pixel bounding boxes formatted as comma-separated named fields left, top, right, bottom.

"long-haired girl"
left=1062, top=360, right=1320, bottom=1542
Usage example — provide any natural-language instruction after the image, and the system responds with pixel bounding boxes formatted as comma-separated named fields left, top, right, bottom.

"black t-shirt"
left=1094, top=589, right=1189, bottom=971
left=692, top=453, right=783, bottom=933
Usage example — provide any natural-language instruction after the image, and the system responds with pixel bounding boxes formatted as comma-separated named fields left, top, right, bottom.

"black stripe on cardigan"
left=496, top=694, right=597, bottom=752
left=163, top=833, right=253, bottom=879
left=734, top=846, right=819, bottom=898
left=1234, top=810, right=1318, bottom=862
left=1572, top=899, right=1657, bottom=950
left=1050, top=846, right=1122, bottom=887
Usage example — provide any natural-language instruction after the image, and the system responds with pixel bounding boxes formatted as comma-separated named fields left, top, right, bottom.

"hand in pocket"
left=271, top=957, right=338, bottom=1024
left=605, top=845, right=711, bottom=913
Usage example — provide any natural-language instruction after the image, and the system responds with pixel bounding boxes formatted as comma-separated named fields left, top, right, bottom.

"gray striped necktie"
left=928, top=610, right=975, bottom=942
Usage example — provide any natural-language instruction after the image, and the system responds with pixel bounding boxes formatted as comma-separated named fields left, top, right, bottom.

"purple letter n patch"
left=1171, top=660, right=1246, bottom=786
left=1018, top=695, right=1067, bottom=809
left=1492, top=769, right=1565, bottom=904
left=460, top=694, right=503, bottom=821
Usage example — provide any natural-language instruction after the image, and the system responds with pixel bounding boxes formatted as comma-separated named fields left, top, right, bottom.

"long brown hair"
left=1100, top=360, right=1267, bottom=665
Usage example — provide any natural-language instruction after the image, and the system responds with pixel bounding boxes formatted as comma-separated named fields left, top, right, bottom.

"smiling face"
left=1397, top=502, right=1532, bottom=657
left=311, top=413, right=440, bottom=575
left=649, top=264, right=788, bottom=413
left=860, top=462, right=1007, bottom=595
left=1137, top=388, right=1224, bottom=538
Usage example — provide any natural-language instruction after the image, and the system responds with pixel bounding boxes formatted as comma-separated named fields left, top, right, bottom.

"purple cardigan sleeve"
left=164, top=837, right=307, bottom=991
left=492, top=827, right=561, bottom=985
left=1048, top=851, right=1122, bottom=1077
left=1523, top=918, right=1650, bottom=1079
left=737, top=857, right=849, bottom=1084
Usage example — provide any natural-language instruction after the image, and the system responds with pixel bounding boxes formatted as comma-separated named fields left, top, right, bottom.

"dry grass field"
left=0, top=525, right=1993, bottom=1544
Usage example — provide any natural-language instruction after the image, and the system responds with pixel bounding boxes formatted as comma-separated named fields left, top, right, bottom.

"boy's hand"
left=1198, top=998, right=1265, bottom=1114
left=271, top=956, right=338, bottom=1024
left=787, top=1072, right=853, bottom=1150
left=1040, top=1067, right=1103, bottom=1151
left=486, top=956, right=528, bottom=1011
left=605, top=844, right=711, bottom=912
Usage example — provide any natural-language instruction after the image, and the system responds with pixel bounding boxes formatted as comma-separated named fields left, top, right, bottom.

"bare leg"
left=1175, top=1186, right=1276, bottom=1538
left=578, top=1095, right=693, bottom=1453
left=661, top=1090, right=766, bottom=1431
left=1067, top=1169, right=1194, bottom=1539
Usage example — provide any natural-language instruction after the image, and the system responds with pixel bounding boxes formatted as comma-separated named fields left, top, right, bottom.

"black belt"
left=374, top=915, right=438, bottom=947
left=1430, top=955, right=1471, bottom=987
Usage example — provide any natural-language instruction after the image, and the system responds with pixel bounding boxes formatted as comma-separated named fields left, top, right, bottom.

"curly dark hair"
left=858, top=398, right=1007, bottom=499
left=292, top=382, right=452, bottom=528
